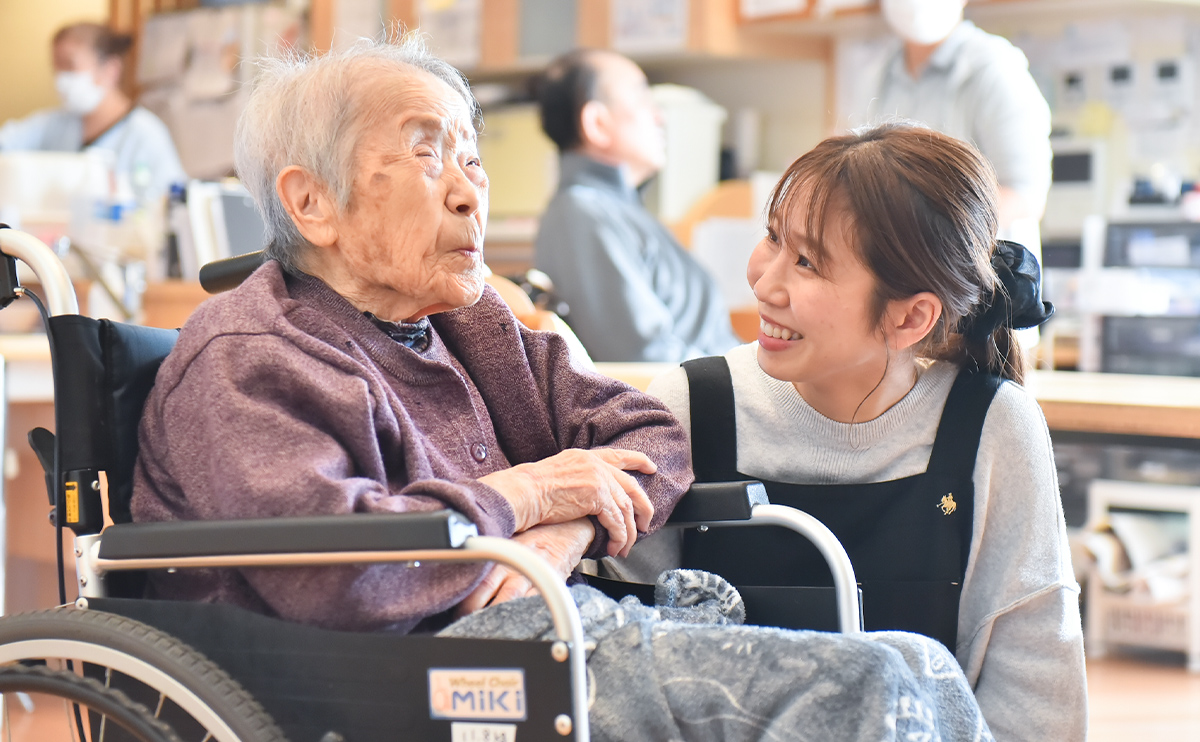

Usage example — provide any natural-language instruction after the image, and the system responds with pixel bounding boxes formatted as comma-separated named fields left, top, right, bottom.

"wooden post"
left=388, top=0, right=419, bottom=33
left=576, top=0, right=609, bottom=49
left=689, top=0, right=739, bottom=55
left=480, top=0, right=518, bottom=69
left=310, top=0, right=336, bottom=54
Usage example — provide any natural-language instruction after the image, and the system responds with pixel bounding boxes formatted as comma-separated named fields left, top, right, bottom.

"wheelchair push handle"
left=0, top=226, right=79, bottom=316
left=199, top=250, right=265, bottom=294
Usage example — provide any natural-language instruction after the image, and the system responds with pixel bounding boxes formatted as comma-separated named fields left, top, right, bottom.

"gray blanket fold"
left=441, top=570, right=994, bottom=741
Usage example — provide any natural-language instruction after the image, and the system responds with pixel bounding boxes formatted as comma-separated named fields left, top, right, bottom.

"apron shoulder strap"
left=681, top=356, right=740, bottom=482
left=926, top=366, right=1004, bottom=576
left=927, top=367, right=1004, bottom=482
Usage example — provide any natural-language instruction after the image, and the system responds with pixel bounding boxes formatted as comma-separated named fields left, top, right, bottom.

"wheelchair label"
left=450, top=722, right=517, bottom=742
left=429, top=668, right=526, bottom=721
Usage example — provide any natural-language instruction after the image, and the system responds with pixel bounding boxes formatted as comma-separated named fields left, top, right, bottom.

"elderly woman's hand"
left=456, top=518, right=595, bottom=615
left=479, top=448, right=656, bottom=557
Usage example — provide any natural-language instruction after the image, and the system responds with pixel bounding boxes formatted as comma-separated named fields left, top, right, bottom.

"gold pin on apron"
left=939, top=493, right=956, bottom=516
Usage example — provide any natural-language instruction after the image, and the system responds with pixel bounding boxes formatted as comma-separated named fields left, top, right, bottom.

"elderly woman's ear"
left=276, top=165, right=340, bottom=249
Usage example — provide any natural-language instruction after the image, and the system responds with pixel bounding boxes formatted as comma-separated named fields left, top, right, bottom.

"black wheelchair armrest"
left=665, top=481, right=769, bottom=528
left=96, top=511, right=479, bottom=560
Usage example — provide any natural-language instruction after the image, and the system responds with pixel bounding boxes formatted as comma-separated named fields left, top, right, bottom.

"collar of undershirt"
left=363, top=312, right=432, bottom=352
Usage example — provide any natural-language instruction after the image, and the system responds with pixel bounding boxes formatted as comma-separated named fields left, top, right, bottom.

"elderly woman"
left=132, top=37, right=993, bottom=741
left=131, top=37, right=691, bottom=631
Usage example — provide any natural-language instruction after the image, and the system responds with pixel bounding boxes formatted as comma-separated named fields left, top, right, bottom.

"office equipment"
left=1073, top=217, right=1200, bottom=374
left=1043, top=138, right=1107, bottom=243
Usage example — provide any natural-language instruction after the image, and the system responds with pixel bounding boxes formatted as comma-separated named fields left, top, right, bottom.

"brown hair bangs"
left=765, top=137, right=852, bottom=278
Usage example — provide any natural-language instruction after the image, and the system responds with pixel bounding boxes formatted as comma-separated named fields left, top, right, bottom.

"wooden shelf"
left=737, top=0, right=1200, bottom=37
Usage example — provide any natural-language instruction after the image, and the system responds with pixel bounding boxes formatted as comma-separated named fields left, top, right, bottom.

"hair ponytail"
left=962, top=326, right=1025, bottom=383
left=956, top=239, right=1055, bottom=384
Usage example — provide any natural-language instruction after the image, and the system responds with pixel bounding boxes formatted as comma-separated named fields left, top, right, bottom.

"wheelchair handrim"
left=0, top=639, right=241, bottom=742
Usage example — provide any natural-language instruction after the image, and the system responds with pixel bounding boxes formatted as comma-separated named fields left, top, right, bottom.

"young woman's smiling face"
left=747, top=198, right=891, bottom=397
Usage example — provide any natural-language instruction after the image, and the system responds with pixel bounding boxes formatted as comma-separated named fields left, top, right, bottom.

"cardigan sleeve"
left=516, top=324, right=694, bottom=558
left=133, top=332, right=516, bottom=632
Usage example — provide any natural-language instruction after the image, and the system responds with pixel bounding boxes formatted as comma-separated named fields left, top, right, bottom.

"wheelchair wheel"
left=0, top=607, right=287, bottom=742
left=0, top=663, right=181, bottom=741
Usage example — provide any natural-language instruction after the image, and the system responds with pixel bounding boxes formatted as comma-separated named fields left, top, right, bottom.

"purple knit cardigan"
left=131, top=261, right=692, bottom=632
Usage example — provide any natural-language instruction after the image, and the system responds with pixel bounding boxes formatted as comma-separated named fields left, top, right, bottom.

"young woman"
left=647, top=123, right=1086, bottom=740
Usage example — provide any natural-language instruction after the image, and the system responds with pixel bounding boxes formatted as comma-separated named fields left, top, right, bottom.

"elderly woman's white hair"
left=234, top=33, right=480, bottom=273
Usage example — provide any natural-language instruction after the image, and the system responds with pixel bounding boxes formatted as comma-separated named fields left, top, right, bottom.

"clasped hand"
left=479, top=447, right=656, bottom=558
left=462, top=448, right=657, bottom=614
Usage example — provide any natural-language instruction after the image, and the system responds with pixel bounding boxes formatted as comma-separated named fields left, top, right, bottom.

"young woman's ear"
left=276, top=166, right=339, bottom=248
left=886, top=291, right=943, bottom=351
left=578, top=99, right=613, bottom=150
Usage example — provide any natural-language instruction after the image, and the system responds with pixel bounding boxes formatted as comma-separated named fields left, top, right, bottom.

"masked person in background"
left=869, top=0, right=1051, bottom=248
left=0, top=22, right=186, bottom=197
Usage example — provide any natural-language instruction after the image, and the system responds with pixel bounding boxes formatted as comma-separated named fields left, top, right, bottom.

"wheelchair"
left=0, top=227, right=861, bottom=742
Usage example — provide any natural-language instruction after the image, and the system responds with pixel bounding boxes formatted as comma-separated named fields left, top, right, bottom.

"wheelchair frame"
left=0, top=227, right=862, bottom=742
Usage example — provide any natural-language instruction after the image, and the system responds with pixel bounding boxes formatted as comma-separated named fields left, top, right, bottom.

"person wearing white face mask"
left=0, top=22, right=186, bottom=197
left=870, top=0, right=1051, bottom=239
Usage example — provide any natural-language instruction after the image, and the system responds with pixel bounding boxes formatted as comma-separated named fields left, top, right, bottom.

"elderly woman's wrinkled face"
left=330, top=68, right=488, bottom=322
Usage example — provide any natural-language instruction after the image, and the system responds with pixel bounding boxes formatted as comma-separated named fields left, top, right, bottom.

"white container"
left=645, top=84, right=727, bottom=224
left=0, top=150, right=112, bottom=239
left=1086, top=479, right=1200, bottom=672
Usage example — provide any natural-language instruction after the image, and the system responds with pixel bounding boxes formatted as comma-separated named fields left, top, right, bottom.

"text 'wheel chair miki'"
left=0, top=227, right=862, bottom=742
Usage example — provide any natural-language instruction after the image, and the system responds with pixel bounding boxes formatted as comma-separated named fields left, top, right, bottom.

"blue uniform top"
left=0, top=106, right=187, bottom=197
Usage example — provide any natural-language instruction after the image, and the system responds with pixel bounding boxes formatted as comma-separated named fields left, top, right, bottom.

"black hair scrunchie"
left=959, top=239, right=1055, bottom=343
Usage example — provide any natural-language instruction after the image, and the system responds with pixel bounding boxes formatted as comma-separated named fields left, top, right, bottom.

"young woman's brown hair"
left=765, top=121, right=1051, bottom=384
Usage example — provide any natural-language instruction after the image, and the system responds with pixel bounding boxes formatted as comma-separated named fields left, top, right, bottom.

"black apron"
left=681, top=357, right=1001, bottom=651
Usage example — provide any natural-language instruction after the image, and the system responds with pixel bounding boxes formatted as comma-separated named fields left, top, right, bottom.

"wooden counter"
left=1027, top=371, right=1200, bottom=440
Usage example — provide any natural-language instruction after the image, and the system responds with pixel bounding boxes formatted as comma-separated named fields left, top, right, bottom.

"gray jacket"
left=535, top=153, right=740, bottom=362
